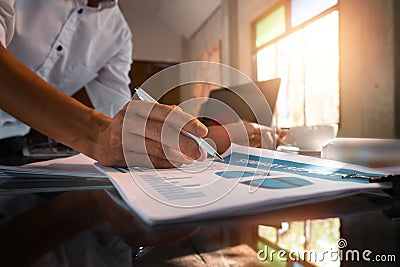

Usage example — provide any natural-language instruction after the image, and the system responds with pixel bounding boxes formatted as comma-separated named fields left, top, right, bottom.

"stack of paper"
left=97, top=144, right=392, bottom=225
left=0, top=154, right=111, bottom=195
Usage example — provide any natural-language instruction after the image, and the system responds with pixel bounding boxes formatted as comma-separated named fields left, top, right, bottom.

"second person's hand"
left=206, top=121, right=285, bottom=154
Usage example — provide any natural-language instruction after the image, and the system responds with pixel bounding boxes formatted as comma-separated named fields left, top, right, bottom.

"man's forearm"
left=0, top=44, right=109, bottom=159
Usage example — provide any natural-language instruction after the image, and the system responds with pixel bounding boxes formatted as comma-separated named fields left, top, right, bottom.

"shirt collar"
left=75, top=0, right=117, bottom=10
left=99, top=0, right=117, bottom=10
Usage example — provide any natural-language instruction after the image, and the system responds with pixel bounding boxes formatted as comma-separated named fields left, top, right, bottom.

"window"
left=253, top=0, right=339, bottom=127
left=258, top=218, right=341, bottom=266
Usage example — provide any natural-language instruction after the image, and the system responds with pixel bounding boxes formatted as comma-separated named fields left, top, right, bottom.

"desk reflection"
left=0, top=190, right=198, bottom=267
left=0, top=190, right=399, bottom=267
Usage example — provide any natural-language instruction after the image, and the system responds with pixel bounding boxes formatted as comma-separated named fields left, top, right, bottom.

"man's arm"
left=0, top=44, right=208, bottom=166
left=0, top=44, right=113, bottom=162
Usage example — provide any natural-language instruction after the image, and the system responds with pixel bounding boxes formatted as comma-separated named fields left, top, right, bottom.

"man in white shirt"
left=0, top=0, right=282, bottom=167
left=0, top=1, right=208, bottom=264
left=0, top=0, right=132, bottom=164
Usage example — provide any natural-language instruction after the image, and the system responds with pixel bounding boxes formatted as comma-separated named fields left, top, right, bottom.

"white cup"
left=289, top=124, right=338, bottom=151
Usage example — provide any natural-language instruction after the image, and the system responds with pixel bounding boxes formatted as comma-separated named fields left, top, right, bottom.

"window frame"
left=251, top=0, right=340, bottom=127
left=252, top=0, right=339, bottom=55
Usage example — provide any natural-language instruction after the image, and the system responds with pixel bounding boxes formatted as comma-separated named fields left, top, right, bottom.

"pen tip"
left=216, top=154, right=224, bottom=162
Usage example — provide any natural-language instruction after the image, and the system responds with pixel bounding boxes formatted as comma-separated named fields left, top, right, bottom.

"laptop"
left=199, top=78, right=281, bottom=126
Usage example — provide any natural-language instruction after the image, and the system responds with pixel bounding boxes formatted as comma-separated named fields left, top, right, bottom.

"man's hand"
left=206, top=121, right=286, bottom=154
left=96, top=100, right=208, bottom=168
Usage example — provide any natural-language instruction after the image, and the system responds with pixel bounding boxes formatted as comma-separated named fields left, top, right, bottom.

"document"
left=97, top=144, right=392, bottom=225
left=0, top=154, right=111, bottom=195
left=0, top=154, right=105, bottom=178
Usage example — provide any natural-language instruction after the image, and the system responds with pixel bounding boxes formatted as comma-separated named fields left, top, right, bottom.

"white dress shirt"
left=0, top=0, right=132, bottom=139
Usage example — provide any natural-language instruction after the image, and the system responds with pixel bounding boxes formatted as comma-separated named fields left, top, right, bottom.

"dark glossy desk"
left=0, top=188, right=399, bottom=267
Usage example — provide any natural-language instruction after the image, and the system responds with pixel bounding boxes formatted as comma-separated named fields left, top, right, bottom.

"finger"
left=274, top=133, right=281, bottom=147
left=242, top=122, right=262, bottom=147
left=164, top=105, right=207, bottom=137
left=205, top=125, right=231, bottom=154
left=249, top=133, right=262, bottom=148
left=244, top=122, right=261, bottom=138
left=261, top=131, right=275, bottom=149
left=124, top=116, right=202, bottom=160
left=277, top=128, right=288, bottom=143
left=123, top=134, right=193, bottom=165
left=170, top=105, right=183, bottom=112
left=127, top=101, right=208, bottom=138
left=277, top=127, right=288, bottom=136
left=258, top=126, right=279, bottom=148
left=99, top=156, right=126, bottom=168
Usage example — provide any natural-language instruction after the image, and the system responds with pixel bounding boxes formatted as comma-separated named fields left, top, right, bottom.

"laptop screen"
left=199, top=78, right=281, bottom=126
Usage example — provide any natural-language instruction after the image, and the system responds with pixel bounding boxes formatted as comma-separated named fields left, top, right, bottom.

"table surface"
left=0, top=187, right=399, bottom=267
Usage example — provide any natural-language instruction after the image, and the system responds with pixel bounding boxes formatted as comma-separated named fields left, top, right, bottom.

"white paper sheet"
left=96, top=144, right=392, bottom=225
left=0, top=154, right=106, bottom=178
left=0, top=154, right=111, bottom=195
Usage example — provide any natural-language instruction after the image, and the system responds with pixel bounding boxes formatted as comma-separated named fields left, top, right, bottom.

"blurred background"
left=119, top=0, right=400, bottom=140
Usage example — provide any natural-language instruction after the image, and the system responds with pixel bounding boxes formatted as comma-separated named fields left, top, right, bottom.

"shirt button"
left=56, top=45, right=63, bottom=52
left=78, top=8, right=83, bottom=14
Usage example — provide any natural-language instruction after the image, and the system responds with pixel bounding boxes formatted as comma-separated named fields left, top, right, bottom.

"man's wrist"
left=68, top=108, right=111, bottom=162
left=90, top=109, right=112, bottom=163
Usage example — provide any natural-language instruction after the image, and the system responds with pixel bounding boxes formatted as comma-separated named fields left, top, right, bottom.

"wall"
left=123, top=11, right=185, bottom=63
left=185, top=0, right=277, bottom=72
left=182, top=0, right=229, bottom=113
left=184, top=5, right=224, bottom=62
left=339, top=0, right=395, bottom=138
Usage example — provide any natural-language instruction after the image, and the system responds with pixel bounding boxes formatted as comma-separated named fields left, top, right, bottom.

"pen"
left=342, top=173, right=400, bottom=183
left=134, top=87, right=224, bottom=161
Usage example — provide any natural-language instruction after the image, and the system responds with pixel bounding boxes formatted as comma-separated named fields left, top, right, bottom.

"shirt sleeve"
left=85, top=33, right=133, bottom=117
left=0, top=0, right=15, bottom=47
